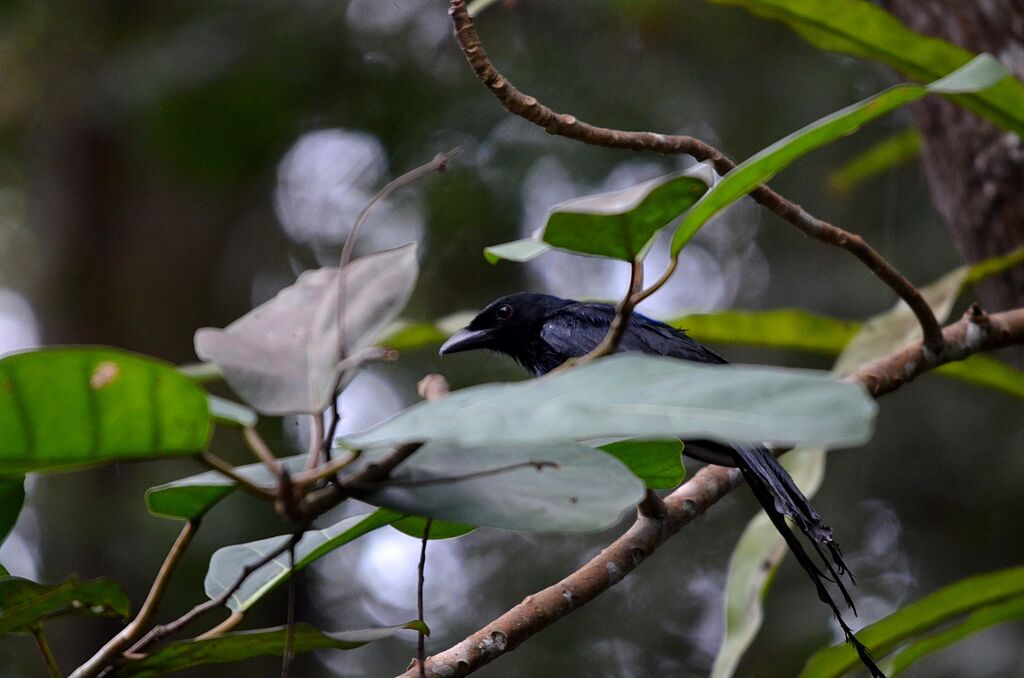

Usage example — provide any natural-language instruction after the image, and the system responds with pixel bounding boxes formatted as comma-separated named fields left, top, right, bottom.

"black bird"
left=440, top=292, right=884, bottom=677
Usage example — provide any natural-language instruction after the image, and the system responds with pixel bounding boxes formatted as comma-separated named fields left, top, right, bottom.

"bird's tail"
left=731, top=444, right=885, bottom=678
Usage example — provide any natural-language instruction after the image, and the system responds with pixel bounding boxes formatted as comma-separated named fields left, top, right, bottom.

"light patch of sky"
left=0, top=289, right=40, bottom=579
left=274, top=128, right=425, bottom=266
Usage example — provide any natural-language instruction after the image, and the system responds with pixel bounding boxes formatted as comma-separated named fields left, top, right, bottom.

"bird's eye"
left=495, top=304, right=514, bottom=320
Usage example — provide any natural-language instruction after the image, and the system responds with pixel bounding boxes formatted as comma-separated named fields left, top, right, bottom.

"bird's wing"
left=540, top=303, right=729, bottom=365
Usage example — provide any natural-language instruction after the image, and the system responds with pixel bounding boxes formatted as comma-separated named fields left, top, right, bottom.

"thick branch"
left=398, top=306, right=1024, bottom=678
left=447, top=0, right=944, bottom=353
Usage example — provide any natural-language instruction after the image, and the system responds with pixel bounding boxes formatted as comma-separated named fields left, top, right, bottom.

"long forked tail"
left=732, top=444, right=886, bottom=678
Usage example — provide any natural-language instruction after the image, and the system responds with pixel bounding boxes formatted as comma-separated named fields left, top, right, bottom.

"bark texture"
left=881, top=1, right=1024, bottom=362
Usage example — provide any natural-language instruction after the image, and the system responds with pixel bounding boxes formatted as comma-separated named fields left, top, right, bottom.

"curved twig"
left=447, top=0, right=944, bottom=353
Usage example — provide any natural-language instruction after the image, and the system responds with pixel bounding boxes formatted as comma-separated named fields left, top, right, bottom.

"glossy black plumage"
left=441, top=292, right=884, bottom=677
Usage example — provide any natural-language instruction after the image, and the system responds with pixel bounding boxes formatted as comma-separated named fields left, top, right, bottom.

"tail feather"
left=732, top=444, right=884, bottom=678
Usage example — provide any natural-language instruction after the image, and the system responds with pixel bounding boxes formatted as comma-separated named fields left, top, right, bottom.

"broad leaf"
left=206, top=395, right=257, bottom=428
left=146, top=454, right=308, bottom=520
left=936, top=356, right=1024, bottom=400
left=798, top=566, right=1024, bottom=678
left=670, top=309, right=858, bottom=355
left=543, top=166, right=713, bottom=260
left=887, top=595, right=1024, bottom=675
left=828, top=129, right=921, bottom=195
left=195, top=244, right=418, bottom=415
left=342, top=355, right=877, bottom=450
left=0, top=477, right=24, bottom=543
left=112, top=621, right=427, bottom=678
left=709, top=254, right=1022, bottom=676
left=0, top=348, right=211, bottom=472
left=355, top=441, right=646, bottom=532
left=599, top=439, right=685, bottom=489
left=390, top=516, right=475, bottom=540
left=487, top=164, right=714, bottom=263
left=0, top=576, right=130, bottom=634
left=205, top=509, right=400, bottom=612
left=670, top=54, right=1008, bottom=254
left=484, top=237, right=552, bottom=265
left=708, top=0, right=1024, bottom=136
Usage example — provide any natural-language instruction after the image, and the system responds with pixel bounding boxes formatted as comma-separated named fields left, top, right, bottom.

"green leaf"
left=342, top=354, right=877, bottom=450
left=355, top=441, right=646, bottom=532
left=709, top=0, right=1024, bottom=136
left=670, top=309, right=858, bottom=355
left=0, top=348, right=211, bottom=473
left=710, top=446, right=823, bottom=678
left=799, top=566, right=1024, bottom=677
left=827, top=129, right=921, bottom=195
left=936, top=356, right=1024, bottom=399
left=111, top=621, right=427, bottom=678
left=0, top=477, right=24, bottom=543
left=599, top=439, right=684, bottom=489
left=390, top=516, right=476, bottom=540
left=195, top=243, right=419, bottom=415
left=542, top=167, right=712, bottom=261
left=380, top=312, right=475, bottom=351
left=0, top=576, right=130, bottom=634
left=146, top=454, right=308, bottom=521
left=205, top=509, right=400, bottom=612
left=207, top=395, right=257, bottom=428
left=484, top=237, right=552, bottom=264
left=887, top=594, right=1024, bottom=675
left=709, top=253, right=1024, bottom=676
left=670, top=54, right=1008, bottom=255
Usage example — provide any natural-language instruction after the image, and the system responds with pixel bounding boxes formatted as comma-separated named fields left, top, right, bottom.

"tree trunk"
left=880, top=0, right=1024, bottom=364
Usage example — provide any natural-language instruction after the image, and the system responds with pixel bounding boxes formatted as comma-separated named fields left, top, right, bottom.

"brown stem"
left=416, top=519, right=433, bottom=678
left=199, top=452, right=276, bottom=501
left=32, top=625, right=62, bottom=678
left=71, top=521, right=200, bottom=678
left=447, top=0, right=944, bottom=353
left=396, top=305, right=1024, bottom=678
left=580, top=257, right=645, bottom=362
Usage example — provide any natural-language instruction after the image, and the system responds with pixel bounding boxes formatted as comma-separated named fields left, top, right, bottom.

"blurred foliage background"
left=0, top=0, right=1021, bottom=676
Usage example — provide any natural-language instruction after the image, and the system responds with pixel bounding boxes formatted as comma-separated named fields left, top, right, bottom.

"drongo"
left=440, top=292, right=883, bottom=677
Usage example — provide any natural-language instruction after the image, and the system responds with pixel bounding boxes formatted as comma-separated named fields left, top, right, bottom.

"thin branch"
left=579, top=257, right=644, bottom=362
left=290, top=449, right=360, bottom=488
left=199, top=452, right=276, bottom=501
left=282, top=543, right=297, bottom=678
left=32, top=626, right=62, bottom=678
left=417, top=519, right=433, bottom=678
left=125, top=530, right=304, bottom=657
left=195, top=611, right=244, bottom=640
left=243, top=426, right=282, bottom=477
left=397, top=305, right=1024, bottom=677
left=447, top=0, right=944, bottom=353
left=344, top=461, right=558, bottom=489
left=71, top=520, right=200, bottom=678
left=306, top=414, right=325, bottom=473
left=300, top=443, right=424, bottom=519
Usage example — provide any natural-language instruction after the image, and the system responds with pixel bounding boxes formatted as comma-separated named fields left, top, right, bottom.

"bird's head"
left=439, top=292, right=571, bottom=361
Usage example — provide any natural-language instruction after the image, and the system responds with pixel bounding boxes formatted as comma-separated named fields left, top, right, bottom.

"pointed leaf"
left=828, top=129, right=921, bottom=195
left=542, top=166, right=713, bottom=260
left=390, top=516, right=475, bottom=540
left=671, top=55, right=1008, bottom=254
left=0, top=576, right=130, bottom=634
left=195, top=244, right=418, bottom=415
left=205, top=509, right=400, bottom=612
left=709, top=0, right=1024, bottom=136
left=146, top=454, right=308, bottom=521
left=0, top=348, right=211, bottom=473
left=799, top=566, right=1024, bottom=678
left=599, top=439, right=685, bottom=489
left=342, top=355, right=877, bottom=450
left=112, top=622, right=427, bottom=678
left=484, top=237, right=552, bottom=264
left=355, top=441, right=645, bottom=532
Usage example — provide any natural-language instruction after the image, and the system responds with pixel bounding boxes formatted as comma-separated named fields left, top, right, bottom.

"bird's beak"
left=439, top=328, right=493, bottom=355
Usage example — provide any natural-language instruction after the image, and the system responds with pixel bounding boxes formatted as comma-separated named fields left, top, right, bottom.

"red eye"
left=496, top=304, right=513, bottom=320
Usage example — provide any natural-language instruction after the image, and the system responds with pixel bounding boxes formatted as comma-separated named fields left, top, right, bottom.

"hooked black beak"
left=439, top=328, right=493, bottom=355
